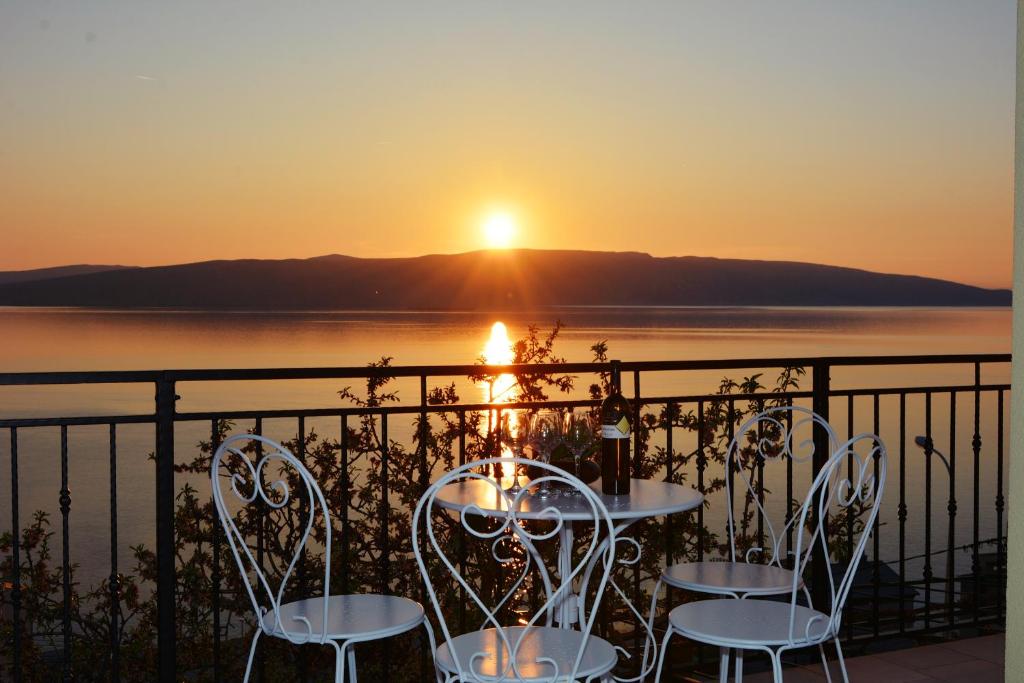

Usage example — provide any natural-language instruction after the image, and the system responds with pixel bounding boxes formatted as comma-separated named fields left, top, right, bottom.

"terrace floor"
left=739, top=633, right=1005, bottom=682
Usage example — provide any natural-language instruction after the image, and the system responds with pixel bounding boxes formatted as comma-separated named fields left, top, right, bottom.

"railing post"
left=811, top=361, right=831, bottom=611
left=155, top=377, right=176, bottom=683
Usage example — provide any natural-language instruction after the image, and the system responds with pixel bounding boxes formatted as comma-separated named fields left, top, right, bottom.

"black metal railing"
left=0, top=353, right=1011, bottom=681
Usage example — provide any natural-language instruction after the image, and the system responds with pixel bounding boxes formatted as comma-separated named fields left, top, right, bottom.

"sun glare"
left=483, top=321, right=514, bottom=367
left=482, top=212, right=517, bottom=249
left=481, top=321, right=518, bottom=477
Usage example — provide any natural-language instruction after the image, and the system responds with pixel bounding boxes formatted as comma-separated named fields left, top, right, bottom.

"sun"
left=482, top=211, right=517, bottom=249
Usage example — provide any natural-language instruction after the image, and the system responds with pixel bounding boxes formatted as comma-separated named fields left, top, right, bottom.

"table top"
left=433, top=478, right=703, bottom=522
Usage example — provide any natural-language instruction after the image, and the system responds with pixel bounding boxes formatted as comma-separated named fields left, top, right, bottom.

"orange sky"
left=0, top=2, right=1015, bottom=288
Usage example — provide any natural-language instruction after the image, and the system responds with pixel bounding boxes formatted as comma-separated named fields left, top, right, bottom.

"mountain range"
left=0, top=264, right=133, bottom=285
left=0, top=250, right=1009, bottom=309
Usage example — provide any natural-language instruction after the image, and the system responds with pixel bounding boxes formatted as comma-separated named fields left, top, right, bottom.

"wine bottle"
left=600, top=360, right=632, bottom=495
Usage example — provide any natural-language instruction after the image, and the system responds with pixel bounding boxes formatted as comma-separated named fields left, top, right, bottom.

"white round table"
left=434, top=477, right=703, bottom=682
left=434, top=477, right=703, bottom=523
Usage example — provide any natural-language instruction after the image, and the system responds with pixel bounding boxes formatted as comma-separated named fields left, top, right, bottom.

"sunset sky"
left=0, top=1, right=1016, bottom=288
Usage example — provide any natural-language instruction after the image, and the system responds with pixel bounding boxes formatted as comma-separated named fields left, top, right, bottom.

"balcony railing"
left=0, top=353, right=1010, bottom=681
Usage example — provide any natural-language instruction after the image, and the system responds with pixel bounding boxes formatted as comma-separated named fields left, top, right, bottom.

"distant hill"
left=0, top=264, right=134, bottom=285
left=0, top=250, right=1009, bottom=309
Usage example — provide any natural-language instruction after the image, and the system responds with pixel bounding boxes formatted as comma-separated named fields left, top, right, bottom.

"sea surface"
left=0, top=306, right=1012, bottom=589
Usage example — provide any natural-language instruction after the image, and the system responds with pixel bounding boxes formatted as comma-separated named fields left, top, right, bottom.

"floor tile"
left=942, top=634, right=1005, bottom=664
left=821, top=656, right=937, bottom=682
left=918, top=657, right=1003, bottom=682
left=876, top=642, right=977, bottom=670
left=739, top=665, right=826, bottom=682
left=659, top=636, right=1006, bottom=681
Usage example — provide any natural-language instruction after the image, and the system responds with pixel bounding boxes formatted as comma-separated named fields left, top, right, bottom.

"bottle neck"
left=610, top=361, right=622, bottom=395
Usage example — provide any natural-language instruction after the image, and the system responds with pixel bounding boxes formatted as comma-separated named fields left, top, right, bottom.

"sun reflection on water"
left=481, top=321, right=520, bottom=486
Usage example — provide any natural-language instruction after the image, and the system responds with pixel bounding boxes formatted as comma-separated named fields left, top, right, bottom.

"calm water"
left=0, top=306, right=1011, bottom=587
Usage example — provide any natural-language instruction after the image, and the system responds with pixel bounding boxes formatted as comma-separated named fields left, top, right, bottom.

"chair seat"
left=435, top=626, right=617, bottom=681
left=262, top=594, right=424, bottom=641
left=669, top=598, right=831, bottom=647
left=662, top=561, right=798, bottom=596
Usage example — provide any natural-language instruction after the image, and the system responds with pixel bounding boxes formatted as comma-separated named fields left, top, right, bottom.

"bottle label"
left=602, top=416, right=630, bottom=439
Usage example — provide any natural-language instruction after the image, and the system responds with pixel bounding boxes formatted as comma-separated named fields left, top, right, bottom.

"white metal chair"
left=212, top=434, right=432, bottom=682
left=654, top=432, right=887, bottom=683
left=646, top=405, right=838, bottom=681
left=413, top=456, right=620, bottom=682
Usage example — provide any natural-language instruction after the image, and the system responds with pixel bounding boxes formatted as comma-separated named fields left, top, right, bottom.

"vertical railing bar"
left=664, top=400, right=675, bottom=625
left=847, top=396, right=854, bottom=568
left=381, top=411, right=391, bottom=683
left=727, top=398, right=735, bottom=561
left=9, top=427, right=21, bottom=683
left=109, top=424, right=121, bottom=683
left=378, top=413, right=389, bottom=593
left=923, top=392, right=933, bottom=629
left=418, top=376, right=429, bottom=680
left=872, top=394, right=881, bottom=638
left=665, top=401, right=674, bottom=565
left=721, top=389, right=736, bottom=683
left=845, top=395, right=854, bottom=641
left=692, top=398, right=704, bottom=676
left=696, top=400, right=706, bottom=563
left=340, top=415, right=350, bottom=595
left=971, top=363, right=982, bottom=626
left=297, top=415, right=311, bottom=683
left=810, top=361, right=831, bottom=611
left=785, top=403, right=793, bottom=558
left=155, top=378, right=177, bottom=683
left=494, top=407, right=503, bottom=456
left=755, top=398, right=765, bottom=552
left=898, top=393, right=907, bottom=635
left=254, top=418, right=265, bottom=683
left=60, top=424, right=72, bottom=683
left=494, top=405, right=505, bottom=624
left=947, top=392, right=957, bottom=629
left=458, top=409, right=467, bottom=467
left=632, top=371, right=642, bottom=654
left=492, top=404, right=503, bottom=483
left=457, top=409, right=467, bottom=634
left=632, top=370, right=642, bottom=477
left=996, top=390, right=1006, bottom=623
left=210, top=419, right=222, bottom=682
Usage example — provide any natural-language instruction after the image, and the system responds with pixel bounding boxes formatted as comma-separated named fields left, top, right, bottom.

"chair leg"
left=768, top=650, right=783, bottom=683
left=818, top=642, right=833, bottom=683
left=653, top=626, right=676, bottom=683
left=833, top=637, right=849, bottom=683
left=735, top=649, right=743, bottom=681
left=642, top=578, right=664, bottom=672
left=243, top=629, right=261, bottom=683
left=719, top=647, right=730, bottom=683
left=332, top=642, right=349, bottom=683
left=422, top=619, right=439, bottom=661
left=347, top=647, right=357, bottom=683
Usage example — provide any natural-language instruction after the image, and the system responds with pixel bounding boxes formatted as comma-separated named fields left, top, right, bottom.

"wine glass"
left=499, top=412, right=530, bottom=493
left=564, top=410, right=594, bottom=493
left=530, top=409, right=563, bottom=498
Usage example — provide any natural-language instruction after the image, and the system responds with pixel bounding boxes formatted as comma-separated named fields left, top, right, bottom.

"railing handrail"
left=0, top=353, right=1011, bottom=386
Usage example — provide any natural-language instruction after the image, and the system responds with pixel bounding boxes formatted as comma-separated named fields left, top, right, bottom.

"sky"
left=0, top=1, right=1016, bottom=288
